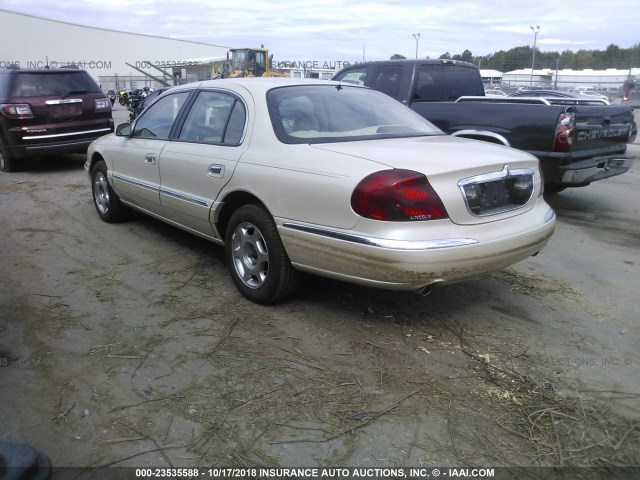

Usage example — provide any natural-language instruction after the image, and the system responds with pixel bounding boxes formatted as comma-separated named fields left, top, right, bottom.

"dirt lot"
left=1, top=107, right=639, bottom=474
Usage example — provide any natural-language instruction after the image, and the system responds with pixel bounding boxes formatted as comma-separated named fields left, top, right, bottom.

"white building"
left=501, top=68, right=553, bottom=87
left=479, top=69, right=503, bottom=85
left=0, top=9, right=230, bottom=91
left=501, top=67, right=640, bottom=90
left=550, top=68, right=640, bottom=89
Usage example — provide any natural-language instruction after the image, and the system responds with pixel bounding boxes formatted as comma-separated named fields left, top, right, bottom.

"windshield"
left=267, top=85, right=443, bottom=144
left=231, top=50, right=251, bottom=71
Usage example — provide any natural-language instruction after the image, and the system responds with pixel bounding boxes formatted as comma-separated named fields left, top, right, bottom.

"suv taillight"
left=0, top=103, right=34, bottom=119
left=95, top=98, right=112, bottom=112
left=351, top=169, right=448, bottom=221
left=554, top=110, right=575, bottom=152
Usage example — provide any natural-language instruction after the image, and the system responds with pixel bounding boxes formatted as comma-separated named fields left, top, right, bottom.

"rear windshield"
left=267, top=84, right=443, bottom=144
left=9, top=72, right=102, bottom=97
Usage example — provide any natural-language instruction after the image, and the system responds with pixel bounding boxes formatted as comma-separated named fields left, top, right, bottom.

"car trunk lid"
left=311, top=135, right=543, bottom=226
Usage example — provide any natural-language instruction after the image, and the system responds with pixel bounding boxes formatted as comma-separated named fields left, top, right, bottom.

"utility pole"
left=413, top=33, right=421, bottom=59
left=530, top=25, right=540, bottom=88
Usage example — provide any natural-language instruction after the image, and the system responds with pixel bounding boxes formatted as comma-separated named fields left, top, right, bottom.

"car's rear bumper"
left=278, top=202, right=556, bottom=292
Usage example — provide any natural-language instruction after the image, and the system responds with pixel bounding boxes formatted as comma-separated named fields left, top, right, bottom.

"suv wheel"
left=0, top=139, right=18, bottom=172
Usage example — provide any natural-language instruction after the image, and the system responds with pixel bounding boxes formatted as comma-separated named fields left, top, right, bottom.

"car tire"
left=0, top=139, right=18, bottom=172
left=91, top=160, right=129, bottom=223
left=225, top=204, right=301, bottom=304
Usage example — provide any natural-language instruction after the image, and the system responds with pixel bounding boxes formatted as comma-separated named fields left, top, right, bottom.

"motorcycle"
left=127, top=87, right=152, bottom=110
left=127, top=87, right=160, bottom=121
left=117, top=90, right=128, bottom=106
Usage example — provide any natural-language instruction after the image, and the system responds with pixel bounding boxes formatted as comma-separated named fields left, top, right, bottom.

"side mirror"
left=115, top=123, right=132, bottom=137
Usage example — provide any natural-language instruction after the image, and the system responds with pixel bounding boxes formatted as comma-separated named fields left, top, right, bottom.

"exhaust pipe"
left=415, top=279, right=445, bottom=297
left=417, top=286, right=432, bottom=297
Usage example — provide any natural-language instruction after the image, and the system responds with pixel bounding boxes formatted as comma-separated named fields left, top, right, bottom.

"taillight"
left=351, top=169, right=448, bottom=221
left=95, top=98, right=112, bottom=112
left=553, top=110, right=575, bottom=152
left=0, top=103, right=34, bottom=119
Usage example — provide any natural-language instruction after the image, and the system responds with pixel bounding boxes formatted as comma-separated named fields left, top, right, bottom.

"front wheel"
left=225, top=204, right=301, bottom=304
left=91, top=160, right=129, bottom=222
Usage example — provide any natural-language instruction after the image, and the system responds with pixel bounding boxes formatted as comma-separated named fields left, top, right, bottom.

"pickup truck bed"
left=333, top=59, right=637, bottom=192
left=410, top=98, right=635, bottom=188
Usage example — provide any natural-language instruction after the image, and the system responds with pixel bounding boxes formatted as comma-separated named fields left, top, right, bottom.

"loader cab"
left=230, top=48, right=267, bottom=77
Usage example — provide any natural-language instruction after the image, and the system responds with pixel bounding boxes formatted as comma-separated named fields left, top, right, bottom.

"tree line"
left=393, top=43, right=640, bottom=72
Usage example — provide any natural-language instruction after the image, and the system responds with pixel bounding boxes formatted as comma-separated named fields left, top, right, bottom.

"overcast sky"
left=2, top=0, right=639, bottom=64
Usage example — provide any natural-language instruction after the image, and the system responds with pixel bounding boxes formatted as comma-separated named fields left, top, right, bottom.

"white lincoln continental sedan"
left=86, top=78, right=555, bottom=304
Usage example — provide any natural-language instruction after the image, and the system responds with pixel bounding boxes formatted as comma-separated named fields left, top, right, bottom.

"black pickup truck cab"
left=333, top=60, right=637, bottom=193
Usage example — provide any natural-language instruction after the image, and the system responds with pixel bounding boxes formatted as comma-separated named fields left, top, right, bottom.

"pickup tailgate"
left=572, top=105, right=634, bottom=152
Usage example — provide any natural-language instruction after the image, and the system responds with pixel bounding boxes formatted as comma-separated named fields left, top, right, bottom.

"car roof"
left=170, top=77, right=364, bottom=96
left=0, top=67, right=89, bottom=74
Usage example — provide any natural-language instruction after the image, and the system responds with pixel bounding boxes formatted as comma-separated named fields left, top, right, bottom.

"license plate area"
left=459, top=166, right=535, bottom=217
left=46, top=98, right=83, bottom=118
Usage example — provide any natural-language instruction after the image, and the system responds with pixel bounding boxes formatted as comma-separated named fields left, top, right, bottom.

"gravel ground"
left=1, top=107, right=638, bottom=475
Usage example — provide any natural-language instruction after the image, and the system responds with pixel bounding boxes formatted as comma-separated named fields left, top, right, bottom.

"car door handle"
left=145, top=153, right=157, bottom=165
left=208, top=164, right=224, bottom=177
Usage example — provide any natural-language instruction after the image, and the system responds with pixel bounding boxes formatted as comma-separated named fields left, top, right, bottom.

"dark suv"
left=0, top=66, right=114, bottom=172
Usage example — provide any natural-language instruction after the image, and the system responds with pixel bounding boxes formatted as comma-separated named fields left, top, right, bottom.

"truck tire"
left=544, top=184, right=567, bottom=195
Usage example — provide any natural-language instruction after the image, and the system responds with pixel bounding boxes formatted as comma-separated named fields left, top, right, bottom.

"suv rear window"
left=9, top=72, right=102, bottom=97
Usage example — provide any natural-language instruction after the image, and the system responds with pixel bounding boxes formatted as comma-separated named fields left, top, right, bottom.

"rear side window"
left=414, top=65, right=484, bottom=101
left=10, top=72, right=103, bottom=97
left=370, top=65, right=403, bottom=99
left=178, top=90, right=246, bottom=145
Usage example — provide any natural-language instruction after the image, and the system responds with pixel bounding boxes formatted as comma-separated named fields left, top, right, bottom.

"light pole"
left=413, top=33, right=420, bottom=59
left=529, top=25, right=540, bottom=88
